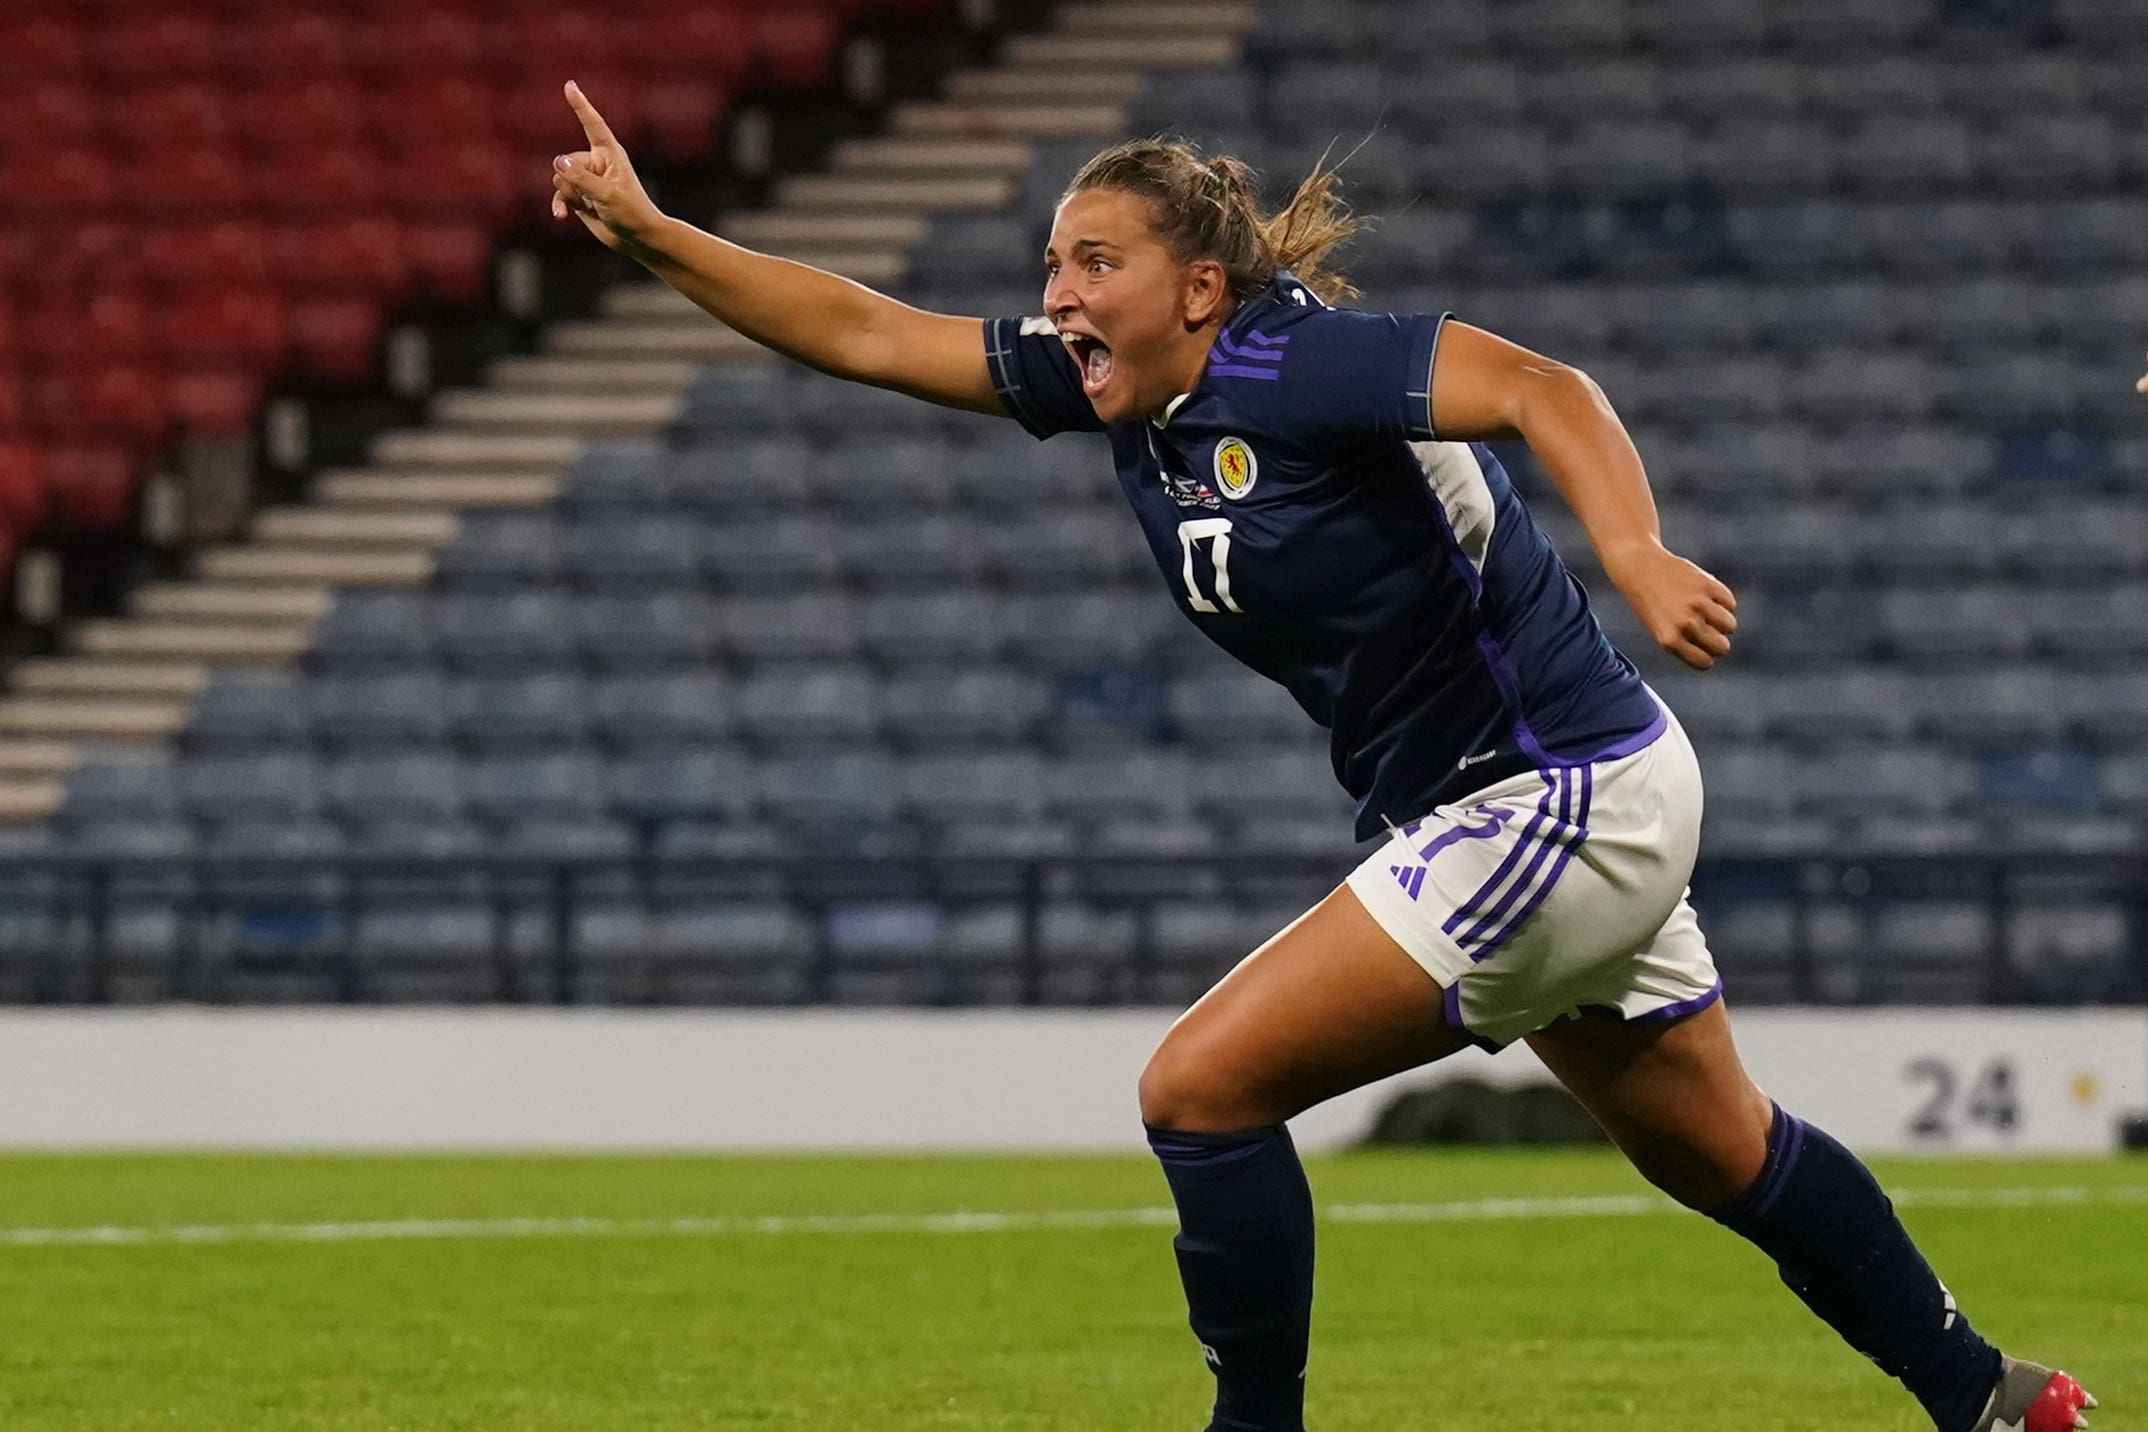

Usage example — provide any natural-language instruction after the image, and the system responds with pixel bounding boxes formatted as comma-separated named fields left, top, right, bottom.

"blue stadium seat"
left=670, top=363, right=794, bottom=434
left=1813, top=425, right=1985, bottom=499
left=592, top=672, right=732, bottom=747
left=1991, top=428, right=2114, bottom=488
left=557, top=439, right=669, bottom=510
left=609, top=749, right=756, bottom=825
left=575, top=593, right=717, bottom=670
left=311, top=590, right=435, bottom=669
left=1168, top=671, right=1314, bottom=744
left=1727, top=201, right=1870, bottom=277
left=1793, top=746, right=1975, bottom=815
left=435, top=591, right=579, bottom=671
left=2023, top=584, right=2148, bottom=660
left=1978, top=748, right=2102, bottom=813
left=855, top=591, right=1004, bottom=666
left=2018, top=198, right=2148, bottom=277
left=1048, top=667, right=1170, bottom=747
left=1786, top=352, right=1933, bottom=423
left=675, top=436, right=813, bottom=511
left=453, top=673, right=591, bottom=748
left=436, top=511, right=565, bottom=588
left=1980, top=115, right=2120, bottom=195
left=563, top=514, right=702, bottom=591
left=718, top=594, right=861, bottom=666
left=900, top=750, right=1047, bottom=826
left=186, top=670, right=307, bottom=749
left=1760, top=668, right=1914, bottom=743
left=1193, top=747, right=1353, bottom=826
left=1488, top=0, right=1631, bottom=53
left=838, top=514, right=984, bottom=589
left=757, top=750, right=903, bottom=826
left=1911, top=669, right=2073, bottom=746
left=1554, top=120, right=1693, bottom=198
left=699, top=514, right=843, bottom=591
left=1772, top=0, right=1931, bottom=49
left=1002, top=591, right=1181, bottom=670
left=1415, top=125, right=1552, bottom=203
left=1803, top=57, right=1942, bottom=119
left=1047, top=750, right=1194, bottom=824
left=1762, top=280, right=1906, bottom=353
left=308, top=671, right=453, bottom=748
left=1999, top=501, right=2148, bottom=578
left=1641, top=0, right=1771, bottom=57
left=1701, top=584, right=1880, bottom=665
left=881, top=668, right=1048, bottom=747
left=2006, top=902, right=2134, bottom=1002
left=468, top=752, right=606, bottom=824
left=1862, top=201, right=2012, bottom=275
left=326, top=753, right=468, bottom=825
left=183, top=752, right=319, bottom=823
left=1878, top=585, right=2033, bottom=660
left=733, top=665, right=879, bottom=745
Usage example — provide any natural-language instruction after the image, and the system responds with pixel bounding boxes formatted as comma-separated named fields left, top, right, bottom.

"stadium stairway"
left=0, top=0, right=1259, bottom=826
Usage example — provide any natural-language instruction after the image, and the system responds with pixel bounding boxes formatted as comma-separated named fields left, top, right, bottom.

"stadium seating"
left=14, top=0, right=2148, bottom=1009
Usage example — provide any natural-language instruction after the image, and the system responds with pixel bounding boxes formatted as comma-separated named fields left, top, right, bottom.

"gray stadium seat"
left=557, top=439, right=671, bottom=511
left=1047, top=750, right=1195, bottom=824
left=184, top=751, right=319, bottom=823
left=881, top=668, right=1048, bottom=747
left=312, top=590, right=434, bottom=669
left=564, top=514, right=702, bottom=591
left=902, top=750, right=1047, bottom=827
left=699, top=513, right=844, bottom=591
left=719, top=594, right=862, bottom=665
left=468, top=752, right=606, bottom=824
left=609, top=749, right=756, bottom=826
left=757, top=751, right=903, bottom=827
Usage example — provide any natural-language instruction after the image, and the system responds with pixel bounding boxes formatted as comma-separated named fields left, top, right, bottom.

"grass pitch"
left=0, top=1149, right=2139, bottom=1430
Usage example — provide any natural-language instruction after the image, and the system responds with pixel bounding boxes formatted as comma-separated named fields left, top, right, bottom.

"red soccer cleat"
left=1976, top=1358, right=2098, bottom=1432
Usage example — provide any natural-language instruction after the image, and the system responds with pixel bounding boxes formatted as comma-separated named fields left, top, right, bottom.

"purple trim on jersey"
left=1471, top=764, right=1593, bottom=959
left=1206, top=364, right=1286, bottom=381
left=1243, top=329, right=1292, bottom=347
left=1476, top=632, right=1555, bottom=767
left=1438, top=982, right=1505, bottom=1054
left=1214, top=332, right=1287, bottom=362
left=1442, top=772, right=1562, bottom=940
left=1451, top=769, right=1576, bottom=956
left=1626, top=980, right=1724, bottom=1025
left=1414, top=806, right=1512, bottom=862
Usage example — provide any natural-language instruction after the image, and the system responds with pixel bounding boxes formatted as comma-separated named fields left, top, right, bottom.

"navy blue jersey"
left=984, top=275, right=1665, bottom=841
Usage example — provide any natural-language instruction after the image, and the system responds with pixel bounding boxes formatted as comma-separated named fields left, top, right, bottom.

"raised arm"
left=551, top=81, right=1002, bottom=416
left=1429, top=320, right=1737, bottom=671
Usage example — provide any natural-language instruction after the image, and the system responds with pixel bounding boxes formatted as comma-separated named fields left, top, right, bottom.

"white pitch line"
left=3, top=1184, right=2143, bottom=1250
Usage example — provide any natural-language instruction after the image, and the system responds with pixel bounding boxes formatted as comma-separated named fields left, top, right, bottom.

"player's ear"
left=1182, top=258, right=1229, bottom=329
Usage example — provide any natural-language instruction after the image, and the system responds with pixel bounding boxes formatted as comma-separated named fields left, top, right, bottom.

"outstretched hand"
left=1606, top=540, right=1738, bottom=671
left=551, top=81, right=664, bottom=253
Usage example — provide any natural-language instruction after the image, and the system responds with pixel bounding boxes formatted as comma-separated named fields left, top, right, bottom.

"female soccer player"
left=549, top=81, right=2095, bottom=1432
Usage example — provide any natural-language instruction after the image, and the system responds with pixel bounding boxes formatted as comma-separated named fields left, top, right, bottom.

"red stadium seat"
left=0, top=372, right=28, bottom=440
left=22, top=80, right=101, bottom=146
left=125, top=147, right=254, bottom=215
left=373, top=74, right=499, bottom=151
left=258, top=146, right=384, bottom=214
left=0, top=13, right=91, bottom=80
left=499, top=5, right=624, bottom=76
left=35, top=285, right=157, bottom=363
left=141, top=221, right=275, bottom=295
left=498, top=69, right=645, bottom=159
left=634, top=4, right=757, bottom=83
left=638, top=78, right=733, bottom=162
left=10, top=221, right=149, bottom=301
left=266, top=216, right=412, bottom=304
left=396, top=139, right=522, bottom=224
left=354, top=7, right=488, bottom=72
left=0, top=442, right=48, bottom=536
left=42, top=444, right=139, bottom=532
left=30, top=362, right=170, bottom=453
left=93, top=10, right=222, bottom=79
left=159, top=287, right=290, bottom=367
left=116, top=82, right=234, bottom=154
left=404, top=222, right=494, bottom=306
left=226, top=11, right=361, bottom=77
left=32, top=147, right=122, bottom=216
left=247, top=76, right=374, bottom=152
left=288, top=299, right=386, bottom=386
left=755, top=11, right=842, bottom=89
left=167, top=368, right=264, bottom=440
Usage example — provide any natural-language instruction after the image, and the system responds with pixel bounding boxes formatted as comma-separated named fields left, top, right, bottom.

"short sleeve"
left=1254, top=308, right=1450, bottom=444
left=983, top=317, right=1107, bottom=440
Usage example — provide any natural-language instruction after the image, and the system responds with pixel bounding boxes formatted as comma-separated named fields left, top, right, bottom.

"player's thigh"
left=1138, top=882, right=1474, bottom=1132
left=1525, top=1000, right=1774, bottom=1210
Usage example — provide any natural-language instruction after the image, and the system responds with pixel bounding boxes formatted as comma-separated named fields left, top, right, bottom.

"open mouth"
left=1064, top=333, right=1114, bottom=398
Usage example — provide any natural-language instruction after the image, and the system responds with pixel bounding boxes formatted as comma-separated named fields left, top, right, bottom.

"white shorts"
left=1344, top=696, right=1722, bottom=1051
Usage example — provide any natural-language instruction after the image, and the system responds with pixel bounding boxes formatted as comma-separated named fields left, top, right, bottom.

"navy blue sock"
left=1714, top=1104, right=2001, bottom=1432
left=1146, top=1123, right=1315, bottom=1432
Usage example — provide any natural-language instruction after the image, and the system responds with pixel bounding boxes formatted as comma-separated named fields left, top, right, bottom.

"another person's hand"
left=1606, top=540, right=1738, bottom=671
left=552, top=81, right=664, bottom=254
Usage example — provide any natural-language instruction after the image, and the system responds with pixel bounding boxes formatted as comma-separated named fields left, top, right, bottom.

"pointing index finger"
left=564, top=80, right=617, bottom=148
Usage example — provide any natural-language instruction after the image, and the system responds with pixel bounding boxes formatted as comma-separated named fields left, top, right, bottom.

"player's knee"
left=1138, top=1039, right=1270, bottom=1133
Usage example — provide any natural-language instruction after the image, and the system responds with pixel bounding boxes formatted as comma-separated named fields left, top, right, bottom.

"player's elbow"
left=1517, top=361, right=1616, bottom=437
